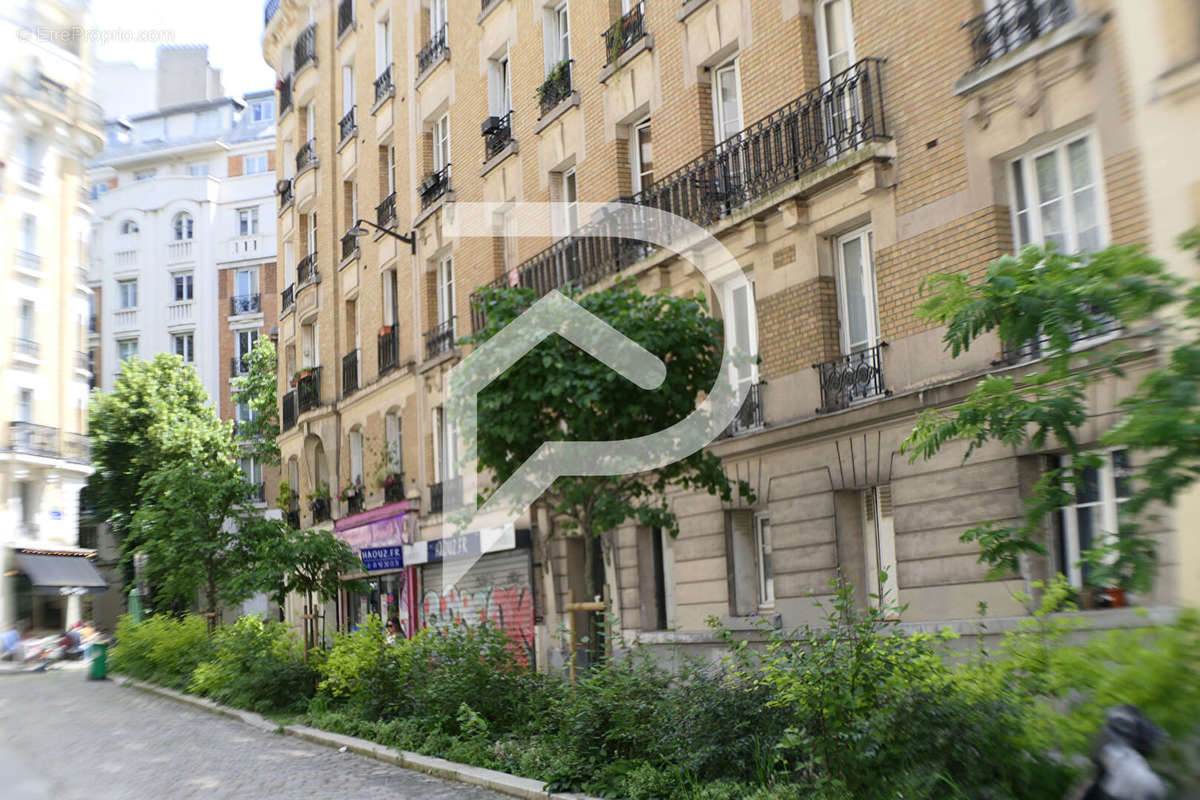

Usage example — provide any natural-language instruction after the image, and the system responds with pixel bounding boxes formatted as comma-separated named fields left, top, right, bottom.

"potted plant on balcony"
left=306, top=482, right=331, bottom=521
left=536, top=59, right=571, bottom=111
left=338, top=477, right=364, bottom=504
left=1078, top=535, right=1156, bottom=609
left=291, top=366, right=314, bottom=387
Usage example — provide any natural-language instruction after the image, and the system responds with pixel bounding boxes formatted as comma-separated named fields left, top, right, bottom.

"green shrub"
left=110, top=613, right=211, bottom=690
left=189, top=615, right=317, bottom=713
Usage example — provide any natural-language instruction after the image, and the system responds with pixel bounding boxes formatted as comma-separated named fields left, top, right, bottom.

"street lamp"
left=349, top=218, right=416, bottom=255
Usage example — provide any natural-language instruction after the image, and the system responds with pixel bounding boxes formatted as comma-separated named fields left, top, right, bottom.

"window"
left=712, top=61, right=743, bottom=145
left=862, top=486, right=898, bottom=612
left=430, top=0, right=447, bottom=36
left=173, top=333, right=195, bottom=363
left=551, top=3, right=571, bottom=67
left=21, top=215, right=37, bottom=253
left=173, top=212, right=194, bottom=241
left=251, top=100, right=274, bottom=122
left=434, top=405, right=459, bottom=480
left=639, top=526, right=669, bottom=630
left=18, top=301, right=35, bottom=344
left=237, top=329, right=260, bottom=362
left=1009, top=133, right=1106, bottom=253
left=119, top=219, right=139, bottom=235
left=375, top=16, right=392, bottom=74
left=436, top=257, right=455, bottom=329
left=16, top=388, right=33, bottom=423
left=755, top=514, right=775, bottom=606
left=118, top=279, right=138, bottom=309
left=243, top=153, right=268, bottom=175
left=1056, top=450, right=1132, bottom=588
left=134, top=168, right=156, bottom=181
left=815, top=0, right=856, bottom=80
left=561, top=169, right=578, bottom=234
left=236, top=401, right=255, bottom=424
left=240, top=455, right=263, bottom=489
left=301, top=323, right=316, bottom=367
left=117, top=338, right=138, bottom=362
left=834, top=226, right=878, bottom=354
left=631, top=120, right=653, bottom=194
left=385, top=411, right=402, bottom=473
left=719, top=273, right=758, bottom=395
left=188, top=163, right=211, bottom=177
left=235, top=268, right=259, bottom=298
left=342, top=66, right=355, bottom=115
left=174, top=272, right=194, bottom=301
left=349, top=430, right=364, bottom=484
left=237, top=207, right=260, bottom=236
left=433, top=113, right=450, bottom=172
left=488, top=53, right=511, bottom=116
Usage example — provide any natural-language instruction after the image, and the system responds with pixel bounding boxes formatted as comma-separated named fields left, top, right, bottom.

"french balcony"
left=424, top=317, right=456, bottom=360
left=284, top=506, right=301, bottom=529
left=428, top=475, right=461, bottom=514
left=337, top=0, right=354, bottom=37
left=278, top=177, right=294, bottom=209
left=14, top=338, right=39, bottom=359
left=376, top=192, right=396, bottom=227
left=602, top=1, right=646, bottom=66
left=294, top=24, right=317, bottom=73
left=341, top=230, right=359, bottom=261
left=384, top=476, right=405, bottom=504
left=15, top=251, right=40, bottom=274
left=296, top=138, right=318, bottom=173
left=814, top=343, right=890, bottom=414
left=278, top=73, right=293, bottom=116
left=338, top=105, right=356, bottom=144
left=537, top=59, right=573, bottom=117
left=995, top=310, right=1122, bottom=365
left=296, top=366, right=322, bottom=413
left=62, top=432, right=90, bottom=464
left=281, top=284, right=295, bottom=314
left=113, top=309, right=138, bottom=331
left=167, top=241, right=193, bottom=262
left=231, top=355, right=251, bottom=378
left=9, top=422, right=58, bottom=459
left=230, top=293, right=261, bottom=315
left=418, top=165, right=450, bottom=210
left=715, top=381, right=766, bottom=440
left=965, top=0, right=1073, bottom=70
left=23, top=165, right=43, bottom=186
left=281, top=390, right=297, bottom=431
left=482, top=111, right=513, bottom=161
left=297, top=253, right=319, bottom=287
left=470, top=58, right=889, bottom=332
left=310, top=496, right=331, bottom=524
left=374, top=63, right=394, bottom=105
left=114, top=249, right=137, bottom=267
left=377, top=326, right=399, bottom=376
left=417, top=24, right=449, bottom=76
left=342, top=349, right=359, bottom=397
left=249, top=482, right=267, bottom=504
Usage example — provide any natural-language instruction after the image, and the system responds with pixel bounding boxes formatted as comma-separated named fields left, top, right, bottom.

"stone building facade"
left=262, top=0, right=1189, bottom=665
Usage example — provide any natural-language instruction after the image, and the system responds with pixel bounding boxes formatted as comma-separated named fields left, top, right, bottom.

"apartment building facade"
left=0, top=0, right=106, bottom=633
left=262, top=0, right=1186, bottom=665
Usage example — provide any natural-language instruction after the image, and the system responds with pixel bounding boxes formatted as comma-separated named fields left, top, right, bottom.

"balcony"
left=384, top=476, right=405, bottom=504
left=814, top=343, right=889, bottom=414
left=278, top=73, right=293, bottom=116
left=281, top=284, right=295, bottom=314
left=537, top=60, right=574, bottom=117
left=113, top=309, right=138, bottom=331
left=264, top=0, right=279, bottom=26
left=482, top=111, right=513, bottom=160
left=428, top=475, right=461, bottom=514
left=965, top=0, right=1073, bottom=70
left=167, top=241, right=193, bottom=262
left=294, top=24, right=317, bottom=73
left=419, top=165, right=450, bottom=210
left=281, top=390, right=297, bottom=431
left=231, top=355, right=250, bottom=378
left=715, top=382, right=766, bottom=440
left=62, top=432, right=90, bottom=464
left=470, top=58, right=889, bottom=331
left=417, top=24, right=449, bottom=76
left=338, top=105, right=356, bottom=144
left=75, top=351, right=89, bottom=371
left=342, top=349, right=359, bottom=397
left=341, top=230, right=359, bottom=261
left=310, top=496, right=331, bottom=524
left=337, top=0, right=353, bottom=37
left=250, top=482, right=267, bottom=504
left=376, top=192, right=396, bottom=227
left=424, top=317, right=457, bottom=360
left=378, top=327, right=399, bottom=376
left=9, top=422, right=58, bottom=458
left=345, top=491, right=364, bottom=516
left=996, top=310, right=1122, bottom=365
left=297, top=253, right=319, bottom=287
left=14, top=338, right=39, bottom=359
left=296, top=138, right=318, bottom=173
left=230, top=293, right=261, bottom=315
left=285, top=507, right=301, bottom=529
left=374, top=64, right=394, bottom=105
left=23, top=165, right=43, bottom=186
left=114, top=249, right=137, bottom=267
left=88, top=314, right=97, bottom=333
left=229, top=236, right=265, bottom=259
left=296, top=366, right=322, bottom=413
left=602, top=1, right=646, bottom=66
left=15, top=251, right=40, bottom=274
left=278, top=177, right=294, bottom=208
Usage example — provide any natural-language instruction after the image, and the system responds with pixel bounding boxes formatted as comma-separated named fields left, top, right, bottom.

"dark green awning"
left=16, top=552, right=108, bottom=595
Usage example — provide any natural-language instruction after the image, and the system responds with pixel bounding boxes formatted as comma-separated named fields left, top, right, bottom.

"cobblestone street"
left=0, top=671, right=514, bottom=799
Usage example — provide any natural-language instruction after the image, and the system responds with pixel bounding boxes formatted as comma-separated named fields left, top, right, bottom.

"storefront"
left=406, top=525, right=535, bottom=665
left=333, top=502, right=419, bottom=638
left=3, top=547, right=108, bottom=633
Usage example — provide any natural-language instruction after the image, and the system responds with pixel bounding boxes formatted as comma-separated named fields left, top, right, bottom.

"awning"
left=16, top=552, right=108, bottom=595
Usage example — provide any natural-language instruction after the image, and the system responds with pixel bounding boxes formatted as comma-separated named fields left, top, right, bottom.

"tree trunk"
left=206, top=566, right=218, bottom=635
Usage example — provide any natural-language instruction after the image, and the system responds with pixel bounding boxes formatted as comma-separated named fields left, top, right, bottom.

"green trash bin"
left=88, top=641, right=109, bottom=681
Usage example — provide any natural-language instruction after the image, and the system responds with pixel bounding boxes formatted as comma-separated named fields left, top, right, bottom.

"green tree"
left=232, top=338, right=281, bottom=467
left=464, top=283, right=754, bottom=605
left=901, top=234, right=1198, bottom=591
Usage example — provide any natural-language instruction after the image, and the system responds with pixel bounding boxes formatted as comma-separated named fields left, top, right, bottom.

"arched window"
left=173, top=212, right=194, bottom=241
left=119, top=219, right=139, bottom=235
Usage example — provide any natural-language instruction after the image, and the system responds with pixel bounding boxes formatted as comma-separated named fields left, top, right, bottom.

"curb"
left=113, top=674, right=601, bottom=800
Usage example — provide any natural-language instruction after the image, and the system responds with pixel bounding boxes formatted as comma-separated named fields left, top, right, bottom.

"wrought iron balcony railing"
left=285, top=507, right=301, bottom=529
left=384, top=476, right=405, bottom=503
left=296, top=366, right=322, bottom=413
left=337, top=0, right=353, bottom=37
left=341, top=230, right=358, bottom=261
left=297, top=253, right=319, bottom=287
left=14, top=338, right=39, bottom=358
left=964, top=0, right=1073, bottom=69
left=278, top=73, right=292, bottom=116
left=278, top=177, right=294, bottom=208
left=338, top=105, right=356, bottom=143
left=231, top=355, right=250, bottom=377
left=281, top=390, right=297, bottom=430
left=482, top=110, right=514, bottom=160
left=715, top=381, right=766, bottom=440
left=377, top=192, right=396, bottom=227
left=419, top=165, right=450, bottom=209
left=814, top=343, right=889, bottom=414
left=471, top=58, right=888, bottom=332
left=9, top=422, right=58, bottom=458
left=294, top=24, right=317, bottom=73
left=230, top=294, right=261, bottom=315
left=342, top=349, right=359, bottom=397
left=378, top=327, right=399, bottom=375
left=537, top=59, right=573, bottom=117
left=310, top=496, right=331, bottom=523
left=251, top=482, right=267, bottom=503
left=424, top=317, right=457, bottom=360
left=296, top=138, right=317, bottom=172
left=428, top=475, right=462, bottom=514
left=62, top=432, right=90, bottom=464
left=417, top=24, right=449, bottom=75
left=374, top=64, right=394, bottom=104
left=281, top=283, right=295, bottom=313
left=603, top=1, right=646, bottom=65
left=995, top=310, right=1122, bottom=365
